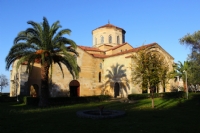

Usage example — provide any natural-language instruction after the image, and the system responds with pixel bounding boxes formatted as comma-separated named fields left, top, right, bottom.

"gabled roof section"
left=125, top=42, right=174, bottom=59
left=78, top=45, right=103, bottom=52
left=106, top=42, right=133, bottom=51
left=92, top=23, right=126, bottom=33
left=128, top=43, right=156, bottom=52
left=78, top=42, right=174, bottom=60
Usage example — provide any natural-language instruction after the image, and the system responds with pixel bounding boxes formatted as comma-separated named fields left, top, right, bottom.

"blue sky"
left=1, top=0, right=199, bottom=92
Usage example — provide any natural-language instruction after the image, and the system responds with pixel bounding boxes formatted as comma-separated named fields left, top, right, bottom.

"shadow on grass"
left=1, top=94, right=200, bottom=133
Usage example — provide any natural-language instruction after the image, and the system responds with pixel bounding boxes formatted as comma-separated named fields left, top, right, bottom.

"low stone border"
left=76, top=109, right=126, bottom=119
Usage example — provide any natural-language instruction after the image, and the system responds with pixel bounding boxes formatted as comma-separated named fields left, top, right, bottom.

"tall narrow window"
left=95, top=38, right=97, bottom=45
left=100, top=63, right=102, bottom=69
left=123, top=34, right=125, bottom=43
left=99, top=72, right=101, bottom=82
left=109, top=35, right=112, bottom=43
left=101, top=36, right=104, bottom=44
left=117, top=36, right=120, bottom=44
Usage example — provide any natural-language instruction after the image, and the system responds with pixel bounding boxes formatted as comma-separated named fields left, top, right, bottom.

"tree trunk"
left=38, top=62, right=50, bottom=107
left=151, top=93, right=154, bottom=108
left=150, top=87, right=155, bottom=108
left=184, top=82, right=186, bottom=92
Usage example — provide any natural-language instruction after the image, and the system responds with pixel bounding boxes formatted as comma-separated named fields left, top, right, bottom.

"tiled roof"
left=125, top=43, right=159, bottom=58
left=102, top=44, right=113, bottom=47
left=92, top=23, right=126, bottom=33
left=91, top=54, right=107, bottom=58
left=78, top=46, right=103, bottom=52
left=89, top=43, right=158, bottom=59
left=105, top=42, right=131, bottom=51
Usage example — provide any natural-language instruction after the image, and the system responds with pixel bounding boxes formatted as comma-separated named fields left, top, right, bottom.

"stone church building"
left=10, top=23, right=175, bottom=98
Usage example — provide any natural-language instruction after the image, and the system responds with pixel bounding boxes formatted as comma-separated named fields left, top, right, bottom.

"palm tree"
left=5, top=17, right=80, bottom=107
left=176, top=61, right=190, bottom=91
left=104, top=63, right=130, bottom=98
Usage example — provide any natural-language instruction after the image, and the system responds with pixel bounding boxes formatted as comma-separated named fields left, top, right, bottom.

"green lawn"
left=1, top=93, right=200, bottom=133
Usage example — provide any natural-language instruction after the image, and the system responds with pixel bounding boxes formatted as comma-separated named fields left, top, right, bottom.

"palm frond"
left=14, top=36, right=28, bottom=44
left=56, top=61, right=64, bottom=78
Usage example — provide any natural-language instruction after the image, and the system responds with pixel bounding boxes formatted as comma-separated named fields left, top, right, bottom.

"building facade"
left=10, top=23, right=175, bottom=98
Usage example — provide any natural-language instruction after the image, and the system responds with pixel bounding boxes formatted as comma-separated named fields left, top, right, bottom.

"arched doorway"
left=69, top=80, right=80, bottom=97
left=114, top=82, right=120, bottom=98
left=30, top=84, right=39, bottom=97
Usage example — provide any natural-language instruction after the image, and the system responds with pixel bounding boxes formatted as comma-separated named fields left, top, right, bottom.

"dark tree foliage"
left=131, top=47, right=171, bottom=108
left=5, top=17, right=80, bottom=107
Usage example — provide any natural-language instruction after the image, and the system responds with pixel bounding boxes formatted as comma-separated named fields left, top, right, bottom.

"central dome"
left=92, top=23, right=126, bottom=47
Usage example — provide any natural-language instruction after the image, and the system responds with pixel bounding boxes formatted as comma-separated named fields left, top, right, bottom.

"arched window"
left=117, top=36, right=120, bottom=44
left=99, top=72, right=101, bottom=82
left=95, top=38, right=97, bottom=45
left=101, top=36, right=104, bottom=44
left=123, top=34, right=125, bottom=43
left=108, top=35, right=112, bottom=43
left=100, top=63, right=102, bottom=69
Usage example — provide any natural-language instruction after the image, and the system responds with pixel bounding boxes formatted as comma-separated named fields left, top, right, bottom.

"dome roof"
left=92, top=23, right=126, bottom=33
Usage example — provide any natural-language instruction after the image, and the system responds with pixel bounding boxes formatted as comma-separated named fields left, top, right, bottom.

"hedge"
left=128, top=91, right=186, bottom=100
left=22, top=95, right=111, bottom=106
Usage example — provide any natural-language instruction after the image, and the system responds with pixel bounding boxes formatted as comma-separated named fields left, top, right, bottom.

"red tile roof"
left=91, top=54, right=107, bottom=58
left=92, top=23, right=126, bottom=33
left=102, top=44, right=113, bottom=47
left=105, top=42, right=131, bottom=51
left=125, top=43, right=159, bottom=58
left=78, top=46, right=103, bottom=52
left=89, top=43, right=158, bottom=59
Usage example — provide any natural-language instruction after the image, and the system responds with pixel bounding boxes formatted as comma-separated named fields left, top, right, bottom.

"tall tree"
left=175, top=61, right=190, bottom=90
left=131, top=48, right=171, bottom=108
left=186, top=59, right=200, bottom=85
left=0, top=74, right=9, bottom=93
left=180, top=31, right=200, bottom=54
left=5, top=17, right=80, bottom=107
left=180, top=31, right=200, bottom=88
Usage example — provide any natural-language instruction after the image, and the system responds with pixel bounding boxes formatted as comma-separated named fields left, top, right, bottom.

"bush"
left=161, top=91, right=186, bottom=99
left=0, top=96, right=17, bottom=102
left=23, top=95, right=111, bottom=106
left=128, top=93, right=149, bottom=100
left=128, top=91, right=186, bottom=100
left=23, top=96, right=39, bottom=106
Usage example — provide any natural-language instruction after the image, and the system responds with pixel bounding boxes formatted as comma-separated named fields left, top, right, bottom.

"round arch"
left=114, top=82, right=120, bottom=98
left=69, top=80, right=80, bottom=97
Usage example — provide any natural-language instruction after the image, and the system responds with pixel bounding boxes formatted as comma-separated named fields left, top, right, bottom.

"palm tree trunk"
left=38, top=62, right=49, bottom=107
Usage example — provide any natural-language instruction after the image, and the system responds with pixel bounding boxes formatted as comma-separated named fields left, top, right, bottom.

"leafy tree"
left=180, top=31, right=200, bottom=89
left=186, top=59, right=200, bottom=85
left=5, top=17, right=80, bottom=107
left=131, top=48, right=171, bottom=108
left=159, top=64, right=171, bottom=93
left=0, top=74, right=9, bottom=93
left=180, top=30, right=200, bottom=55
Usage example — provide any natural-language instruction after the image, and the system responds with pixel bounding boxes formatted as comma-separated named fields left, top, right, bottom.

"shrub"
left=0, top=93, right=18, bottom=102
left=161, top=91, right=186, bottom=99
left=23, top=95, right=111, bottom=106
left=128, top=91, right=186, bottom=100
left=23, top=96, right=39, bottom=106
left=128, top=93, right=149, bottom=100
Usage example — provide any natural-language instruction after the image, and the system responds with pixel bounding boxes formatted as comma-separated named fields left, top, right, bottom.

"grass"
left=1, top=93, right=200, bottom=133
